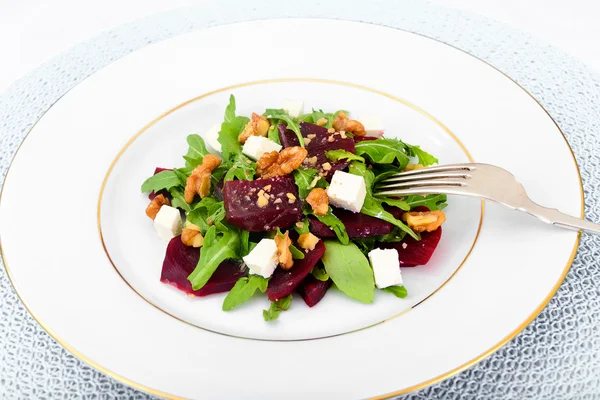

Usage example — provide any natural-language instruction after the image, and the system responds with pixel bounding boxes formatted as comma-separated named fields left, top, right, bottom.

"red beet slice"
left=308, top=206, right=405, bottom=238
left=298, top=274, right=332, bottom=307
left=148, top=167, right=172, bottom=200
left=379, top=227, right=443, bottom=267
left=265, top=240, right=326, bottom=301
left=278, top=122, right=354, bottom=180
left=223, top=175, right=303, bottom=231
left=160, top=236, right=246, bottom=296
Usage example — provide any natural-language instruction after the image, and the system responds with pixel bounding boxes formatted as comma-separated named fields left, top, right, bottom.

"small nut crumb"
left=304, top=138, right=312, bottom=145
left=327, top=128, right=335, bottom=134
left=298, top=232, right=320, bottom=251
left=274, top=198, right=282, bottom=204
left=402, top=243, right=408, bottom=249
left=258, top=189, right=265, bottom=197
left=316, top=118, right=328, bottom=126
left=306, top=156, right=318, bottom=166
left=340, top=132, right=347, bottom=139
left=263, top=185, right=272, bottom=191
left=327, top=135, right=335, bottom=142
left=295, top=221, right=305, bottom=229
left=309, top=175, right=321, bottom=188
left=286, top=193, right=296, bottom=201
left=321, top=162, right=332, bottom=171
left=307, top=134, right=316, bottom=139
left=256, top=195, right=269, bottom=208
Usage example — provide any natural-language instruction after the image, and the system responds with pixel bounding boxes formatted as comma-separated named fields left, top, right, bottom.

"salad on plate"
left=141, top=96, right=447, bottom=321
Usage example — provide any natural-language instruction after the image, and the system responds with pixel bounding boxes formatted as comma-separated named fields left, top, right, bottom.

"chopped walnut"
left=298, top=232, right=320, bottom=251
left=304, top=138, right=312, bottom=146
left=309, top=175, right=321, bottom=188
left=263, top=185, right=272, bottom=191
left=306, top=156, right=318, bottom=166
left=316, top=118, right=328, bottom=126
left=256, top=194, right=269, bottom=208
left=327, top=128, right=335, bottom=134
left=274, top=230, right=293, bottom=270
left=402, top=210, right=446, bottom=233
left=181, top=222, right=204, bottom=247
left=256, top=146, right=308, bottom=179
left=332, top=111, right=366, bottom=136
left=405, top=164, right=425, bottom=171
left=238, top=112, right=270, bottom=143
left=322, top=162, right=332, bottom=171
left=306, top=188, right=328, bottom=216
left=184, top=154, right=222, bottom=203
left=327, top=135, right=335, bottom=143
left=145, top=194, right=171, bottom=220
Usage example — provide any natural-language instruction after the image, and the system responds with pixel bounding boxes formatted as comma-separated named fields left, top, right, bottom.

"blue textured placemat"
left=1, top=1, right=600, bottom=398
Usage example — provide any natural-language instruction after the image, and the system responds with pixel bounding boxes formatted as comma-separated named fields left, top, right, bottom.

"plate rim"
left=0, top=20, right=584, bottom=399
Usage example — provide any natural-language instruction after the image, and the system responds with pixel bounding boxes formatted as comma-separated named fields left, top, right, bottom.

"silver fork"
left=375, top=163, right=600, bottom=235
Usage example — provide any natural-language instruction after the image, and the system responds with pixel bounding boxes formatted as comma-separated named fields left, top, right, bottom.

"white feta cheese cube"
left=359, top=115, right=384, bottom=137
left=242, top=238, right=279, bottom=278
left=282, top=99, right=304, bottom=118
left=326, top=170, right=367, bottom=213
left=242, top=136, right=282, bottom=160
left=204, top=124, right=222, bottom=153
left=154, top=205, right=182, bottom=242
left=368, top=248, right=403, bottom=289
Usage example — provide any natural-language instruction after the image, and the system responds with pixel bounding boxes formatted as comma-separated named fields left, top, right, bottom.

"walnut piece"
left=256, top=146, right=308, bottom=179
left=332, top=111, right=366, bottom=136
left=145, top=194, right=170, bottom=220
left=316, top=117, right=328, bottom=126
left=298, top=232, right=320, bottom=251
left=274, top=230, right=294, bottom=270
left=238, top=112, right=270, bottom=143
left=184, top=154, right=222, bottom=203
left=402, top=210, right=446, bottom=233
left=181, top=222, right=204, bottom=247
left=306, top=188, right=329, bottom=216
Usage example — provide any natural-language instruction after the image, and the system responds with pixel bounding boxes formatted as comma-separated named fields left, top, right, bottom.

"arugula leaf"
left=267, top=125, right=281, bottom=145
left=265, top=108, right=304, bottom=147
left=311, top=266, right=329, bottom=281
left=352, top=237, right=376, bottom=257
left=376, top=228, right=406, bottom=243
left=222, top=276, right=268, bottom=311
left=207, top=201, right=228, bottom=232
left=314, top=208, right=350, bottom=245
left=325, top=150, right=365, bottom=163
left=322, top=241, right=375, bottom=303
left=263, top=295, right=292, bottom=321
left=224, top=153, right=256, bottom=182
left=293, top=167, right=319, bottom=199
left=211, top=164, right=228, bottom=186
left=188, top=226, right=240, bottom=290
left=290, top=244, right=305, bottom=260
left=348, top=162, right=418, bottom=240
left=240, top=230, right=251, bottom=257
left=309, top=109, right=347, bottom=129
left=383, top=286, right=408, bottom=298
left=184, top=134, right=209, bottom=168
left=405, top=194, right=448, bottom=211
left=294, top=218, right=311, bottom=235
left=218, top=95, right=250, bottom=160
left=355, top=138, right=410, bottom=167
left=403, top=142, right=438, bottom=166
left=141, top=170, right=181, bottom=193
left=168, top=187, right=192, bottom=212
left=379, top=197, right=410, bottom=211
left=186, top=197, right=218, bottom=232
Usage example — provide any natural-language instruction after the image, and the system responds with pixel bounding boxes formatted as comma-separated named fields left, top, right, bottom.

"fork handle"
left=524, top=201, right=600, bottom=235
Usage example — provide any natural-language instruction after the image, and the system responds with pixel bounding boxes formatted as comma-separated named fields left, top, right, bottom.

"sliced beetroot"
left=148, top=167, right=173, bottom=200
left=160, top=236, right=246, bottom=296
left=298, top=274, right=332, bottom=307
left=223, top=175, right=303, bottom=231
left=354, top=136, right=378, bottom=143
left=379, top=227, right=442, bottom=267
left=278, top=122, right=354, bottom=180
left=265, top=240, right=326, bottom=301
left=309, top=207, right=397, bottom=238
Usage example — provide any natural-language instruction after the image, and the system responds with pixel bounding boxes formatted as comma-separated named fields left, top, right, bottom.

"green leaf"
left=403, top=142, right=438, bottom=166
left=268, top=125, right=281, bottom=145
left=290, top=244, right=305, bottom=260
left=348, top=162, right=418, bottom=240
left=293, top=167, right=319, bottom=199
left=240, top=230, right=251, bottom=257
left=265, top=108, right=304, bottom=147
left=188, top=227, right=240, bottom=290
left=294, top=218, right=311, bottom=235
left=263, top=295, right=293, bottom=321
left=376, top=228, right=407, bottom=243
left=314, top=208, right=349, bottom=245
left=311, top=266, right=329, bottom=281
left=224, top=153, right=256, bottom=182
left=355, top=138, right=410, bottom=167
left=379, top=197, right=410, bottom=211
left=322, top=241, right=375, bottom=303
left=218, top=95, right=250, bottom=160
left=222, top=276, right=269, bottom=311
left=207, top=201, right=228, bottom=232
left=383, top=286, right=408, bottom=298
left=168, top=187, right=192, bottom=212
left=352, top=237, right=377, bottom=257
left=141, top=170, right=181, bottom=193
left=405, top=194, right=448, bottom=211
left=325, top=150, right=365, bottom=163
left=184, top=134, right=209, bottom=168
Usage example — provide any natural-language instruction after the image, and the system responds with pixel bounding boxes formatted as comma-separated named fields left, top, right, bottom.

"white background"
left=1, top=0, right=600, bottom=93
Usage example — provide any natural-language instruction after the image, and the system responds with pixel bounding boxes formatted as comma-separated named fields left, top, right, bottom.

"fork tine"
left=392, top=164, right=475, bottom=177
left=376, top=179, right=468, bottom=192
left=382, top=171, right=471, bottom=184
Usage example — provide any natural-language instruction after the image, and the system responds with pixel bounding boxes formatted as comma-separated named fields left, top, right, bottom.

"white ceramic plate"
left=0, top=19, right=582, bottom=399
